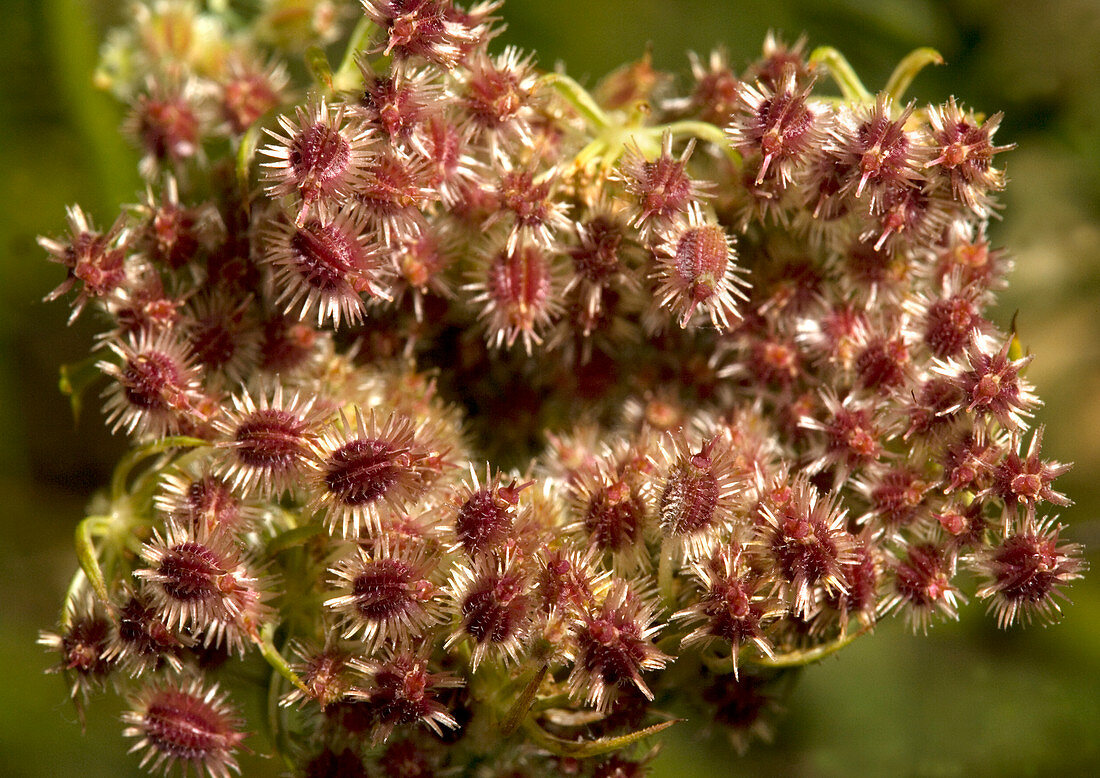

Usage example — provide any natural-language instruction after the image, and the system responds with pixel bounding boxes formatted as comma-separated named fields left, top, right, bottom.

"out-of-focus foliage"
left=2, top=1, right=1098, bottom=775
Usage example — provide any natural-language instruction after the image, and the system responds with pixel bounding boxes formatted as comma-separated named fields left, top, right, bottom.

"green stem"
left=658, top=538, right=676, bottom=611
left=257, top=622, right=309, bottom=694
left=810, top=46, right=873, bottom=104
left=884, top=47, right=944, bottom=103
left=746, top=624, right=874, bottom=669
left=236, top=122, right=262, bottom=208
left=529, top=692, right=571, bottom=713
left=110, top=436, right=210, bottom=502
left=265, top=637, right=298, bottom=770
left=541, top=72, right=611, bottom=131
left=656, top=120, right=742, bottom=166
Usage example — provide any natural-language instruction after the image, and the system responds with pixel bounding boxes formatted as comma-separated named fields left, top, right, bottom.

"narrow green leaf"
left=305, top=45, right=334, bottom=90
left=59, top=353, right=104, bottom=423
left=267, top=523, right=326, bottom=555
left=75, top=516, right=111, bottom=605
left=236, top=121, right=263, bottom=207
left=331, top=17, right=377, bottom=93
left=501, top=662, right=549, bottom=736
left=522, top=717, right=680, bottom=759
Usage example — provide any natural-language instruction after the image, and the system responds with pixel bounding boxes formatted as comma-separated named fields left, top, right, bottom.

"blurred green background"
left=2, top=0, right=1099, bottom=776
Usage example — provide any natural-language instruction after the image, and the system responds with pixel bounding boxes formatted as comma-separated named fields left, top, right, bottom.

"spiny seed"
left=122, top=352, right=180, bottom=409
left=325, top=439, right=404, bottom=505
left=925, top=296, right=977, bottom=357
left=159, top=542, right=223, bottom=602
left=290, top=122, right=350, bottom=184
left=661, top=463, right=720, bottom=535
left=674, top=225, right=728, bottom=302
left=488, top=246, right=551, bottom=323
left=234, top=409, right=308, bottom=468
left=352, top=559, right=415, bottom=621
left=585, top=484, right=646, bottom=551
left=462, top=573, right=527, bottom=643
left=456, top=488, right=513, bottom=554
left=290, top=220, right=358, bottom=290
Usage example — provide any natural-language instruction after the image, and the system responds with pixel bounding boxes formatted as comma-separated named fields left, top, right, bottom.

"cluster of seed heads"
left=38, top=1, right=1085, bottom=776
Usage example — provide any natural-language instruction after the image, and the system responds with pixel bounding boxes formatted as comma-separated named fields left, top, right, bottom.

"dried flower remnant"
left=728, top=66, right=822, bottom=188
left=977, top=516, right=1085, bottom=627
left=155, top=471, right=256, bottom=536
left=826, top=536, right=880, bottom=629
left=355, top=148, right=433, bottom=242
left=364, top=0, right=498, bottom=68
left=934, top=339, right=1039, bottom=431
left=490, top=164, right=571, bottom=250
left=282, top=642, right=358, bottom=710
left=760, top=475, right=856, bottom=617
left=565, top=457, right=650, bottom=565
left=884, top=542, right=962, bottom=633
left=675, top=546, right=777, bottom=677
left=125, top=78, right=207, bottom=177
left=108, top=589, right=185, bottom=675
left=619, top=132, right=707, bottom=237
left=183, top=292, right=262, bottom=386
left=926, top=97, right=1014, bottom=213
left=347, top=652, right=463, bottom=743
left=39, top=205, right=128, bottom=320
left=98, top=329, right=203, bottom=437
left=133, top=175, right=221, bottom=271
left=38, top=598, right=116, bottom=701
left=461, top=45, right=539, bottom=147
left=828, top=95, right=926, bottom=209
left=801, top=392, right=885, bottom=480
left=989, top=426, right=1072, bottom=518
left=220, top=59, right=287, bottom=135
left=446, top=551, right=534, bottom=669
left=685, top=49, right=741, bottom=127
left=357, top=61, right=439, bottom=141
left=566, top=580, right=670, bottom=712
left=37, top=1, right=1085, bottom=774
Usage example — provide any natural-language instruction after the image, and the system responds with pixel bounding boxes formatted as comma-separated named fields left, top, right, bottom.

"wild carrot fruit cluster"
left=39, top=1, right=1085, bottom=776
